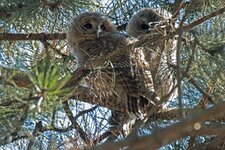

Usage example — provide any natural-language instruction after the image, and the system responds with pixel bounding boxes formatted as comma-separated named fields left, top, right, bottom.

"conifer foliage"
left=0, top=0, right=224, bottom=149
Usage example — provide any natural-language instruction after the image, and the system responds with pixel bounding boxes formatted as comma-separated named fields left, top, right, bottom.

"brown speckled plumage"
left=127, top=8, right=177, bottom=104
left=67, top=12, right=157, bottom=116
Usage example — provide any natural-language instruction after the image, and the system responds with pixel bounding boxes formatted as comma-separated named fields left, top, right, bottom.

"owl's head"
left=68, top=12, right=117, bottom=43
left=126, top=8, right=171, bottom=38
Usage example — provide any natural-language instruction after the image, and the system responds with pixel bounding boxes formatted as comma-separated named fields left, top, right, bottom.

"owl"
left=127, top=8, right=177, bottom=104
left=67, top=12, right=158, bottom=119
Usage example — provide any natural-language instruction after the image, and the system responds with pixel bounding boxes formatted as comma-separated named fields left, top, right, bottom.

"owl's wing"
left=140, top=28, right=177, bottom=102
left=110, top=46, right=159, bottom=116
left=106, top=47, right=159, bottom=138
left=73, top=31, right=158, bottom=116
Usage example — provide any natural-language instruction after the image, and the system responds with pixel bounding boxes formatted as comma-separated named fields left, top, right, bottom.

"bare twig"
left=176, top=28, right=184, bottom=117
left=175, top=0, right=197, bottom=118
left=62, top=101, right=90, bottom=145
left=73, top=105, right=99, bottom=121
left=172, top=1, right=185, bottom=19
left=27, top=121, right=43, bottom=150
left=93, top=130, right=120, bottom=145
left=185, top=31, right=198, bottom=73
left=169, top=63, right=215, bottom=104
left=188, top=136, right=196, bottom=150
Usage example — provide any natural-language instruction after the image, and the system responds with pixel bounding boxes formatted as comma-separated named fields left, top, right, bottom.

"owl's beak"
left=96, top=24, right=102, bottom=38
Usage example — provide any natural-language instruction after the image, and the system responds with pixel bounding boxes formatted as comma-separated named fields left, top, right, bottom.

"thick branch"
left=148, top=108, right=225, bottom=122
left=94, top=107, right=225, bottom=144
left=90, top=101, right=225, bottom=150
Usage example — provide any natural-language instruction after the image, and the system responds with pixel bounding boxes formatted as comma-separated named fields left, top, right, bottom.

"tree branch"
left=193, top=136, right=225, bottom=149
left=182, top=6, right=225, bottom=31
left=0, top=7, right=224, bottom=41
left=62, top=101, right=90, bottom=145
left=90, top=101, right=225, bottom=150
left=169, top=63, right=215, bottom=104
left=27, top=121, right=43, bottom=150
left=0, top=32, right=66, bottom=41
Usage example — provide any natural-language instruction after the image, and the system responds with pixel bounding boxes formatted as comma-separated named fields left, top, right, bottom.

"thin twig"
left=27, top=121, right=43, bottom=150
left=73, top=105, right=99, bottom=121
left=169, top=63, right=215, bottom=104
left=62, top=101, right=90, bottom=145
left=182, top=6, right=225, bottom=31
left=176, top=28, right=184, bottom=118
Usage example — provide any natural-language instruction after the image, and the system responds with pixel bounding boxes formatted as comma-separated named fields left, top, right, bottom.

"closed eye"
left=83, top=23, right=93, bottom=29
left=141, top=23, right=149, bottom=30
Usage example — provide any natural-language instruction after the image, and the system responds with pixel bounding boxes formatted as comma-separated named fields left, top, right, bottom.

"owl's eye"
left=141, top=23, right=149, bottom=30
left=83, top=23, right=93, bottom=29
left=100, top=24, right=106, bottom=30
